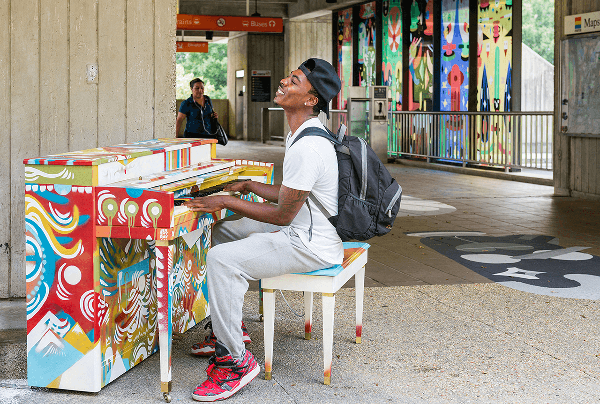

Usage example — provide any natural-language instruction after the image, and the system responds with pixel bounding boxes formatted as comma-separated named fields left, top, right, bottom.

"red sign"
left=177, top=14, right=283, bottom=33
left=176, top=41, right=208, bottom=53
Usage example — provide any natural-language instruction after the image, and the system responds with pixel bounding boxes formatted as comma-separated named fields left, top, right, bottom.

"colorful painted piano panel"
left=24, top=139, right=274, bottom=392
left=25, top=184, right=98, bottom=390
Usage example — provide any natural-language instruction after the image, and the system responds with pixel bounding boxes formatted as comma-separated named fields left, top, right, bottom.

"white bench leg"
left=322, top=292, right=335, bottom=385
left=263, top=289, right=275, bottom=380
left=355, top=265, right=365, bottom=344
left=304, top=291, right=313, bottom=340
left=258, top=280, right=263, bottom=320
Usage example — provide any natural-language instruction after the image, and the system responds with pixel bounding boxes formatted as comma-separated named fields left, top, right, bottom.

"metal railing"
left=261, top=108, right=553, bottom=171
left=389, top=111, right=553, bottom=171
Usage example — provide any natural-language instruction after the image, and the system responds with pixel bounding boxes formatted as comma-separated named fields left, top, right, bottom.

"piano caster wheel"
left=259, top=314, right=264, bottom=322
left=163, top=392, right=172, bottom=403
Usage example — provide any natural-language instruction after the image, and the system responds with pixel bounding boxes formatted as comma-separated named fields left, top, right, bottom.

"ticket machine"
left=369, top=86, right=389, bottom=162
left=346, top=86, right=389, bottom=162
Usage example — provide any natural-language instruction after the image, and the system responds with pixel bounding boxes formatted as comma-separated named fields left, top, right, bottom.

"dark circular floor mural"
left=411, top=233, right=600, bottom=300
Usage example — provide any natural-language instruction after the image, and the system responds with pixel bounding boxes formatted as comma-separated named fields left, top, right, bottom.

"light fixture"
left=251, top=0, right=260, bottom=17
left=206, top=31, right=214, bottom=40
left=325, top=0, right=338, bottom=3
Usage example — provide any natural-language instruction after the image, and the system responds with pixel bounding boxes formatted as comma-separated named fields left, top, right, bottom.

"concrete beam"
left=179, top=1, right=289, bottom=18
left=287, top=0, right=364, bottom=20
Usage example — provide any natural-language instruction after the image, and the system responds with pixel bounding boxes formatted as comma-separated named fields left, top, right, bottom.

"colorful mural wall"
left=358, top=2, right=377, bottom=87
left=478, top=0, right=513, bottom=113
left=382, top=0, right=403, bottom=111
left=408, top=0, right=434, bottom=111
left=337, top=0, right=518, bottom=112
left=441, top=0, right=469, bottom=112
left=439, top=0, right=470, bottom=160
left=477, top=0, right=514, bottom=163
left=337, top=7, right=353, bottom=110
left=335, top=0, right=520, bottom=166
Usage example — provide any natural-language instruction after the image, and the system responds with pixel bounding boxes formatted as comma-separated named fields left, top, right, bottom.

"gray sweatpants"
left=206, top=215, right=331, bottom=358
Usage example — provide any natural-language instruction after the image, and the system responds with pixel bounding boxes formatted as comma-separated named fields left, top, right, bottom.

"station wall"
left=555, top=0, right=600, bottom=199
left=0, top=0, right=177, bottom=298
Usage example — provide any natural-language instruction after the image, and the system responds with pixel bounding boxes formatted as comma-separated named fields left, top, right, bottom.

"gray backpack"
left=291, top=124, right=402, bottom=242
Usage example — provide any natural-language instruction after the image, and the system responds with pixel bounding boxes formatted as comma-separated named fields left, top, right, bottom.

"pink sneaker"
left=191, top=321, right=252, bottom=356
left=192, top=342, right=260, bottom=402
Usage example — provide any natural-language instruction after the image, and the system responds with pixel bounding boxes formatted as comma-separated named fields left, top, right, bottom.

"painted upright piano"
left=24, top=138, right=273, bottom=400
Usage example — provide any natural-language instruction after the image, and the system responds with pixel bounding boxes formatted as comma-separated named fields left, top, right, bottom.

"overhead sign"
left=177, top=14, right=283, bottom=33
left=565, top=11, right=600, bottom=35
left=176, top=41, right=208, bottom=53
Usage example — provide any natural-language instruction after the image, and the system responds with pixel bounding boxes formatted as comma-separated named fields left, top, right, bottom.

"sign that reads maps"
left=565, top=11, right=600, bottom=35
left=251, top=70, right=271, bottom=102
left=177, top=14, right=283, bottom=33
left=176, top=41, right=208, bottom=53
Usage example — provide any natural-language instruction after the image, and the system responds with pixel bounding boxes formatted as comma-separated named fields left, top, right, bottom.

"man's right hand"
left=224, top=181, right=250, bottom=195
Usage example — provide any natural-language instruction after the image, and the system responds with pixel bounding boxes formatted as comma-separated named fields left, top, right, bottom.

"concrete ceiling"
left=177, top=0, right=367, bottom=43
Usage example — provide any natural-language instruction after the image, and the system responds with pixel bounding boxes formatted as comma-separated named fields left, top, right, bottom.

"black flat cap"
left=298, top=58, right=341, bottom=118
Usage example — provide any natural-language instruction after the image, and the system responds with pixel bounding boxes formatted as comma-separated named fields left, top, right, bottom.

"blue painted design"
left=56, top=237, right=73, bottom=245
left=78, top=215, right=90, bottom=226
left=34, top=189, right=70, bottom=205
left=125, top=188, right=145, bottom=198
left=25, top=219, right=58, bottom=319
left=297, top=242, right=370, bottom=277
left=55, top=311, right=76, bottom=333
left=54, top=184, right=72, bottom=195
left=28, top=338, right=84, bottom=387
left=504, top=63, right=512, bottom=111
left=117, top=259, right=150, bottom=288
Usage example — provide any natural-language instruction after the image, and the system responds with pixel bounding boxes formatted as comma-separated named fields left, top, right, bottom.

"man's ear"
left=306, top=96, right=318, bottom=108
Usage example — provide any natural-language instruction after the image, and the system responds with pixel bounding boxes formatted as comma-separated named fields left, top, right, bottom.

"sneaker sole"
left=191, top=339, right=251, bottom=356
left=191, top=363, right=260, bottom=402
left=191, top=349, right=215, bottom=356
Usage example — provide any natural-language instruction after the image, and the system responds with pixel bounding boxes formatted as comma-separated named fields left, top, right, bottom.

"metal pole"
left=504, top=114, right=509, bottom=173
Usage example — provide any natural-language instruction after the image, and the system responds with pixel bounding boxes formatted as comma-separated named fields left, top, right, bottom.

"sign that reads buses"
left=176, top=41, right=208, bottom=53
left=177, top=14, right=283, bottom=33
left=565, top=11, right=600, bottom=35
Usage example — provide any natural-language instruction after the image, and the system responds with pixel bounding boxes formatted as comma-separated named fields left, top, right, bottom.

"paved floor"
left=2, top=139, right=600, bottom=403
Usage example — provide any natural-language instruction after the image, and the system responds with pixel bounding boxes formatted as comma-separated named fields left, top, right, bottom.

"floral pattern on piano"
left=171, top=222, right=211, bottom=332
left=96, top=188, right=173, bottom=232
left=98, top=237, right=159, bottom=386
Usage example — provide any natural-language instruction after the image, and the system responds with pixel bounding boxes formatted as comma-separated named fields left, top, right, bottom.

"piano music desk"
left=24, top=138, right=273, bottom=401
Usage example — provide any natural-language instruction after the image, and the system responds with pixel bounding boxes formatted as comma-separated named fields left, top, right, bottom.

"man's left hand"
left=184, top=195, right=226, bottom=212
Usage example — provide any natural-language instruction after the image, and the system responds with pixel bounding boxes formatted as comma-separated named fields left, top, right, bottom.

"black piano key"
left=175, top=178, right=250, bottom=205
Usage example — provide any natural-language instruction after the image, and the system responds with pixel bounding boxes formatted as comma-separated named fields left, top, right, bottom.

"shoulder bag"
left=206, top=97, right=228, bottom=146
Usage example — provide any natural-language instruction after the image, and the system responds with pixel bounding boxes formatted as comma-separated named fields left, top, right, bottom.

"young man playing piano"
left=184, top=58, right=343, bottom=402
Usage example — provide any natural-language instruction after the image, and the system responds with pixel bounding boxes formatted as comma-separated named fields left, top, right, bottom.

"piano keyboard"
left=174, top=178, right=250, bottom=206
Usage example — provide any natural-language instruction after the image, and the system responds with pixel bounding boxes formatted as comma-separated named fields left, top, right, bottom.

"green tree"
left=176, top=43, right=228, bottom=99
left=522, top=0, right=555, bottom=64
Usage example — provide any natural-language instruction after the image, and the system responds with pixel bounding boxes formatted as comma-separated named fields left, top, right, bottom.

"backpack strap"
left=289, top=125, right=344, bottom=241
left=291, top=126, right=341, bottom=147
left=304, top=192, right=332, bottom=242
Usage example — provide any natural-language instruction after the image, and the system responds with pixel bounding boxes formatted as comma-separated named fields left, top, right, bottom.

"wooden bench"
left=260, top=242, right=370, bottom=385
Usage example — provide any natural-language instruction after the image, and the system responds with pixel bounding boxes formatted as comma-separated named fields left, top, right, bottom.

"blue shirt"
left=179, top=95, right=214, bottom=136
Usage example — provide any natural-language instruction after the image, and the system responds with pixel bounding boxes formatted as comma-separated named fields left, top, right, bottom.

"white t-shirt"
left=282, top=118, right=344, bottom=265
